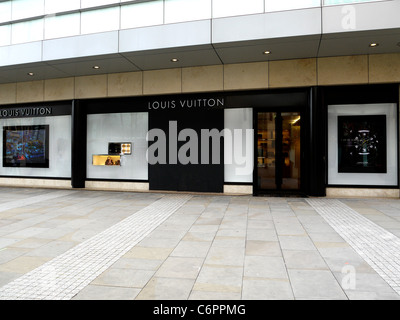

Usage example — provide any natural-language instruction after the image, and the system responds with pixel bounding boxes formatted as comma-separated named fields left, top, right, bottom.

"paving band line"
left=306, top=198, right=400, bottom=295
left=0, top=194, right=192, bottom=300
left=0, top=190, right=78, bottom=213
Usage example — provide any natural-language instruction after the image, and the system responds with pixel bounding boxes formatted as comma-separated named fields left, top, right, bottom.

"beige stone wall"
left=0, top=178, right=72, bottom=189
left=0, top=53, right=399, bottom=104
left=326, top=188, right=400, bottom=199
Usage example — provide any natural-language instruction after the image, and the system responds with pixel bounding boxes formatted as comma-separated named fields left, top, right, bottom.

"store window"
left=87, top=112, right=148, bottom=181
left=224, top=108, right=253, bottom=183
left=327, top=103, right=398, bottom=186
left=0, top=115, right=72, bottom=178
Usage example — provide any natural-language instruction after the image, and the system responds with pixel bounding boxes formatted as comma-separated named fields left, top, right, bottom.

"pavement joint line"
left=0, top=190, right=78, bottom=213
left=306, top=198, right=400, bottom=296
left=0, top=194, right=192, bottom=300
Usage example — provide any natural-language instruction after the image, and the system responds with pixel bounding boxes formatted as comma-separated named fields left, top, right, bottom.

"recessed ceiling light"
left=171, top=58, right=179, bottom=62
left=263, top=50, right=271, bottom=55
left=27, top=72, right=34, bottom=76
left=93, top=65, right=100, bottom=69
left=369, top=43, right=379, bottom=48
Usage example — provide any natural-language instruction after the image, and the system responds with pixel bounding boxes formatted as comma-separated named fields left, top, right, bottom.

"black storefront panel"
left=148, top=107, right=224, bottom=193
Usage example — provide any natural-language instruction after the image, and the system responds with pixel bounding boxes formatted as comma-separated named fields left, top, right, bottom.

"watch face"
left=338, top=115, right=387, bottom=173
left=354, top=130, right=378, bottom=155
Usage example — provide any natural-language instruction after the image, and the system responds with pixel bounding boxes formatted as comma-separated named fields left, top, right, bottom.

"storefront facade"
left=79, top=89, right=316, bottom=195
left=0, top=83, right=398, bottom=198
left=0, top=101, right=72, bottom=188
left=0, top=0, right=399, bottom=197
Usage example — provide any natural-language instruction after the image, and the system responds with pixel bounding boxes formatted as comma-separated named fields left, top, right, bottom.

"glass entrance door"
left=257, top=111, right=301, bottom=192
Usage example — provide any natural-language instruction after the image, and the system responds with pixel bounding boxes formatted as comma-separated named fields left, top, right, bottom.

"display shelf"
left=92, top=154, right=121, bottom=166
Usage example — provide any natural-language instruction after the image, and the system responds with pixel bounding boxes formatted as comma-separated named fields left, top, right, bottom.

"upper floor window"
left=12, top=0, right=44, bottom=21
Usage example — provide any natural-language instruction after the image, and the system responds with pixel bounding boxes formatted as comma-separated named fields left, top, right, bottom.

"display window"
left=327, top=103, right=398, bottom=186
left=0, top=115, right=71, bottom=178
left=86, top=112, right=148, bottom=181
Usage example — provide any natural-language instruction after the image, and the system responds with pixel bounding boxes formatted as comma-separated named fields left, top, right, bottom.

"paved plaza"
left=0, top=187, right=399, bottom=300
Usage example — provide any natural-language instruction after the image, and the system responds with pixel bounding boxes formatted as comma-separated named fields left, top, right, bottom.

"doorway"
left=255, top=110, right=302, bottom=194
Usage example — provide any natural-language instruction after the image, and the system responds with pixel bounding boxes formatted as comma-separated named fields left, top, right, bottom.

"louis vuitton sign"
left=0, top=106, right=53, bottom=118
left=148, top=97, right=225, bottom=110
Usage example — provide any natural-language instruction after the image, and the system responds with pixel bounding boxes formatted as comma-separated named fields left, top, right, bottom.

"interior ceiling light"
left=171, top=58, right=179, bottom=62
left=369, top=43, right=379, bottom=47
left=93, top=65, right=100, bottom=69
left=27, top=72, right=34, bottom=76
left=263, top=50, right=271, bottom=55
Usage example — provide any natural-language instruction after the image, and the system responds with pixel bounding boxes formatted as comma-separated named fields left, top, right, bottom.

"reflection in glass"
left=11, top=19, right=44, bottom=44
left=12, top=0, right=44, bottom=21
left=257, top=112, right=301, bottom=191
left=213, top=0, right=264, bottom=18
left=257, top=112, right=276, bottom=189
left=45, top=13, right=80, bottom=40
left=165, top=0, right=211, bottom=24
left=121, top=1, right=164, bottom=29
left=0, top=25, right=11, bottom=46
left=265, top=0, right=321, bottom=12
left=81, top=7, right=120, bottom=35
left=81, top=0, right=120, bottom=9
left=0, top=1, right=11, bottom=24
left=324, top=0, right=385, bottom=5
left=281, top=112, right=301, bottom=190
left=44, top=0, right=80, bottom=14
left=337, top=115, right=387, bottom=173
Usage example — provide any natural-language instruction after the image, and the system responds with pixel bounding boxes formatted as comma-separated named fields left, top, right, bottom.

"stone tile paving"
left=0, top=190, right=191, bottom=299
left=0, top=188, right=400, bottom=300
left=307, top=198, right=400, bottom=296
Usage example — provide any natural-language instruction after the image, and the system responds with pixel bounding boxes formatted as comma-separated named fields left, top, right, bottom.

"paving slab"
left=0, top=187, right=399, bottom=300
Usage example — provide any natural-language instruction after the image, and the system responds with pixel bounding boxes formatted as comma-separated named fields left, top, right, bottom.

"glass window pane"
left=324, top=0, right=385, bottom=5
left=81, top=0, right=120, bottom=9
left=257, top=112, right=276, bottom=189
left=44, top=13, right=80, bottom=40
left=281, top=112, right=301, bottom=190
left=327, top=104, right=397, bottom=186
left=0, top=116, right=71, bottom=178
left=87, top=113, right=149, bottom=180
left=265, top=0, right=321, bottom=12
left=165, top=0, right=211, bottom=24
left=225, top=108, right=253, bottom=183
left=44, top=0, right=80, bottom=14
left=11, top=19, right=44, bottom=44
left=0, top=25, right=11, bottom=46
left=12, top=0, right=44, bottom=21
left=121, top=1, right=164, bottom=29
left=0, top=1, right=11, bottom=23
left=81, top=7, right=120, bottom=35
left=213, top=0, right=264, bottom=18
